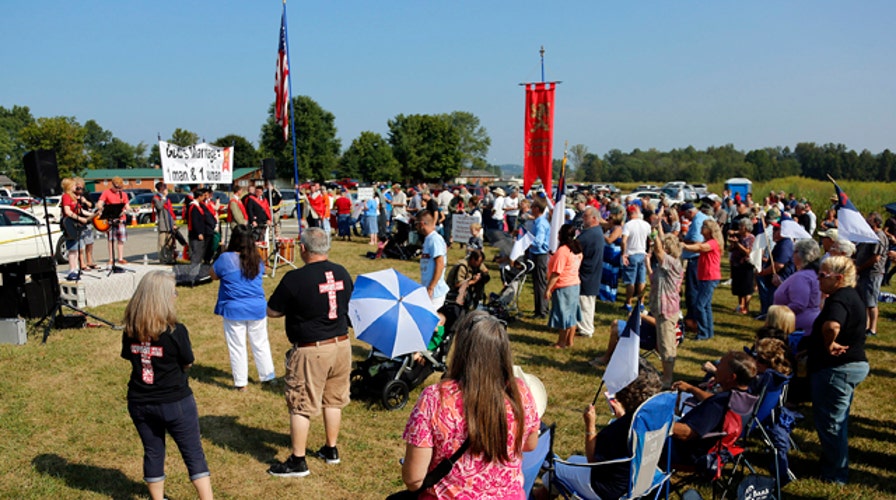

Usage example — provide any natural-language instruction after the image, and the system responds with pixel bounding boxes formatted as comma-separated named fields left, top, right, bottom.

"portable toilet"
left=724, top=178, right=752, bottom=200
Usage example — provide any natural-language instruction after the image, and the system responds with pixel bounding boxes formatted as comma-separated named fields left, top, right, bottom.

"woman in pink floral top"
left=401, top=311, right=541, bottom=499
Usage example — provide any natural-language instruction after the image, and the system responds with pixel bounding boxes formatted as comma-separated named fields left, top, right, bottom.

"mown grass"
left=2, top=187, right=895, bottom=499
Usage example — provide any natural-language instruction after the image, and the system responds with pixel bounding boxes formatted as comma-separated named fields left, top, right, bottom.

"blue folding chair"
left=741, top=370, right=796, bottom=499
left=522, top=424, right=555, bottom=498
left=550, top=392, right=677, bottom=500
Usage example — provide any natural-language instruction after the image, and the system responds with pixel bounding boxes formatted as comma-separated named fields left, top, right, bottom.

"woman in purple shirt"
left=773, top=239, right=822, bottom=332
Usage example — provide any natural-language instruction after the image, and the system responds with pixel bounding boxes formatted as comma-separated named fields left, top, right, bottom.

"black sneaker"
left=314, top=445, right=340, bottom=464
left=268, top=455, right=309, bottom=477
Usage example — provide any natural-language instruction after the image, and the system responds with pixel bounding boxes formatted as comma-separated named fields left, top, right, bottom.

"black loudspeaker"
left=22, top=279, right=55, bottom=318
left=23, top=149, right=62, bottom=197
left=23, top=256, right=55, bottom=277
left=174, top=263, right=212, bottom=287
left=262, top=158, right=276, bottom=181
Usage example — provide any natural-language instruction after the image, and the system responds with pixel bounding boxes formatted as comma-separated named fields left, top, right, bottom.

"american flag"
left=274, top=7, right=290, bottom=141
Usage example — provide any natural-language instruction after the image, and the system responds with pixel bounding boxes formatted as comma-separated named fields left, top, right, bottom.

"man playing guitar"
left=96, top=176, right=131, bottom=266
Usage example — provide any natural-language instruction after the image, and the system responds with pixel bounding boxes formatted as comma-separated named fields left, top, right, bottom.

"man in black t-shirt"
left=267, top=227, right=354, bottom=478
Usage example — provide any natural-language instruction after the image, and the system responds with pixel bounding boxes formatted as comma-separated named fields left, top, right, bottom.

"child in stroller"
left=349, top=326, right=454, bottom=411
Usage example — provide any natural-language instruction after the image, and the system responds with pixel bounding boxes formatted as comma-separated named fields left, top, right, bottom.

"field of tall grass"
left=1, top=178, right=894, bottom=499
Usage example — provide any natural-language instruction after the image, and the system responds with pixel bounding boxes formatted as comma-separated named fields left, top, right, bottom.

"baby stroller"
left=350, top=327, right=454, bottom=411
left=485, top=258, right=535, bottom=323
left=382, top=220, right=417, bottom=260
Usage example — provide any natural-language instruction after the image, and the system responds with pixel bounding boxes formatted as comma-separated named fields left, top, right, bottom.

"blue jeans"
left=128, top=394, right=210, bottom=483
left=694, top=279, right=718, bottom=339
left=684, top=258, right=699, bottom=319
left=757, top=274, right=776, bottom=315
left=810, top=362, right=869, bottom=483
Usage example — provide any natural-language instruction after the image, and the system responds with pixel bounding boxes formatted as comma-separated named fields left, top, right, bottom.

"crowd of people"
left=110, top=177, right=896, bottom=498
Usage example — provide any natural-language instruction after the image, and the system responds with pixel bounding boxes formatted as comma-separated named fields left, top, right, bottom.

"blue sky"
left=3, top=1, right=894, bottom=166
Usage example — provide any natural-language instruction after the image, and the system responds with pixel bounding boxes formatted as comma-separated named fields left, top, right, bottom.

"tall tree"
left=259, top=95, right=341, bottom=181
left=0, top=105, right=35, bottom=184
left=18, top=116, right=87, bottom=179
left=83, top=119, right=146, bottom=169
left=578, top=152, right=602, bottom=182
left=388, top=114, right=461, bottom=182
left=213, top=134, right=260, bottom=172
left=438, top=111, right=490, bottom=170
left=169, top=128, right=199, bottom=147
left=568, top=143, right=588, bottom=180
left=339, top=131, right=400, bottom=182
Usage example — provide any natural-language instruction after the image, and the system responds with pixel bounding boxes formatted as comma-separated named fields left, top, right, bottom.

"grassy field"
left=2, top=193, right=895, bottom=498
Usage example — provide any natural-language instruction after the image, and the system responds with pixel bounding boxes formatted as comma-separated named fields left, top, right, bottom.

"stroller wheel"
left=382, top=379, right=409, bottom=411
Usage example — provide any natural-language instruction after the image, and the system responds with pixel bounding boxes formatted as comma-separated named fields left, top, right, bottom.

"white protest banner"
left=160, top=141, right=234, bottom=185
left=451, top=214, right=476, bottom=242
left=356, top=186, right=374, bottom=201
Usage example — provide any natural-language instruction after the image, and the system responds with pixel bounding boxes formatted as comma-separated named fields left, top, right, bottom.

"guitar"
left=62, top=209, right=97, bottom=240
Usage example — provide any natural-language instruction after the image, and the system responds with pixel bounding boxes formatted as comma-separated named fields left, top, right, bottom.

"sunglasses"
left=818, top=271, right=841, bottom=280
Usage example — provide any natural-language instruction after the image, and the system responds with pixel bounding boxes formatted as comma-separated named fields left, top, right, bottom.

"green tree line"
left=3, top=100, right=893, bottom=188
left=564, top=143, right=896, bottom=184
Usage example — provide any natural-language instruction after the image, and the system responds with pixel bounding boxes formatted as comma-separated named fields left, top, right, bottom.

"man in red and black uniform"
left=187, top=189, right=209, bottom=265
left=228, top=184, right=249, bottom=234
left=201, top=189, right=219, bottom=263
left=245, top=185, right=271, bottom=241
left=267, top=227, right=353, bottom=478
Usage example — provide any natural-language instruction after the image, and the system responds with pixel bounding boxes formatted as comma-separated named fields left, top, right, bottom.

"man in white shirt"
left=503, top=187, right=520, bottom=232
left=490, top=187, right=506, bottom=232
left=621, top=205, right=651, bottom=311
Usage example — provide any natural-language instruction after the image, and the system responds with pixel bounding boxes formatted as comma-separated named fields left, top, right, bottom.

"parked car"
left=691, top=183, right=708, bottom=196
left=627, top=190, right=663, bottom=202
left=660, top=184, right=698, bottom=203
left=0, top=205, right=67, bottom=265
left=128, top=193, right=157, bottom=224
left=31, top=196, right=63, bottom=223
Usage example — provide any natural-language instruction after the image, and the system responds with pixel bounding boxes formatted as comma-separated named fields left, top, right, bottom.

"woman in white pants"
left=211, top=224, right=276, bottom=390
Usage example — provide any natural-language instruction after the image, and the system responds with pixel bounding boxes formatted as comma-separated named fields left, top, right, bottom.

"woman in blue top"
left=365, top=193, right=379, bottom=246
left=211, top=224, right=276, bottom=390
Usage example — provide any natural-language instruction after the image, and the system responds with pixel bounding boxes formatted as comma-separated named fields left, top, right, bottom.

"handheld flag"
left=830, top=178, right=879, bottom=243
left=749, top=217, right=769, bottom=271
left=603, top=304, right=641, bottom=395
left=548, top=145, right=567, bottom=252
left=274, top=6, right=290, bottom=141
left=509, top=231, right=535, bottom=262
left=779, top=213, right=812, bottom=240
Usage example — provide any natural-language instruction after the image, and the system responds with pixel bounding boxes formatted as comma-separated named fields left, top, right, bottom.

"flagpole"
left=282, top=0, right=302, bottom=237
left=540, top=45, right=545, bottom=83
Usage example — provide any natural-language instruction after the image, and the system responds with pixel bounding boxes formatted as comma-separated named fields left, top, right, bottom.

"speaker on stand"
left=262, top=158, right=276, bottom=182
left=23, top=150, right=62, bottom=197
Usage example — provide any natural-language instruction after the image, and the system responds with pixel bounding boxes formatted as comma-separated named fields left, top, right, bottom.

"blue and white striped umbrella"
left=348, top=268, right=440, bottom=359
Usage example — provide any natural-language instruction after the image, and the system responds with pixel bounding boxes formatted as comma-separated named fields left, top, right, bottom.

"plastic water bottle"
left=143, top=254, right=148, bottom=266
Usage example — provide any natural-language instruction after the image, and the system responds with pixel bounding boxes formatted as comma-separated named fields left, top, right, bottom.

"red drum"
left=277, top=237, right=295, bottom=262
left=256, top=242, right=269, bottom=262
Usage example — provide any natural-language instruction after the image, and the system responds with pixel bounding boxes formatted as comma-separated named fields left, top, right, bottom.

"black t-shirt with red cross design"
left=121, top=323, right=194, bottom=405
left=268, top=260, right=353, bottom=344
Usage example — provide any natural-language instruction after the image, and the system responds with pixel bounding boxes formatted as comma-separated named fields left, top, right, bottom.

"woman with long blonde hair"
left=121, top=271, right=213, bottom=500
left=400, top=311, right=540, bottom=498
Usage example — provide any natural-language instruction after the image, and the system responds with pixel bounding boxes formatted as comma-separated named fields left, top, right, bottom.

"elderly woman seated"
left=534, top=359, right=662, bottom=500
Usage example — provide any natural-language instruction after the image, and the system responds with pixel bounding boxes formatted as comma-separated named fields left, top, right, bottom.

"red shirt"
left=61, top=193, right=79, bottom=219
left=99, top=189, right=129, bottom=220
left=697, top=239, right=722, bottom=281
left=334, top=195, right=352, bottom=215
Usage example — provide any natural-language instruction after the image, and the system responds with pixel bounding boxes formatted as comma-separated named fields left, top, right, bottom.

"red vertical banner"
left=524, top=82, right=556, bottom=196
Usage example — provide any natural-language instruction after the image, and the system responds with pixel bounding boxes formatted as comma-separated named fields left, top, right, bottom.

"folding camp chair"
left=673, top=390, right=761, bottom=500
left=550, top=392, right=677, bottom=500
left=739, top=370, right=796, bottom=499
left=522, top=424, right=555, bottom=499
